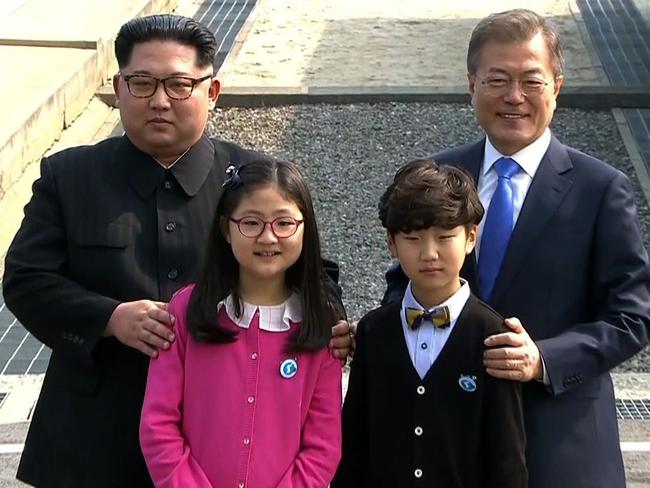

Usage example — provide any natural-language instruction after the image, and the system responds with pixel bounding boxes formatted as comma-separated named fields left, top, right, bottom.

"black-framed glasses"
left=120, top=73, right=213, bottom=100
left=478, top=76, right=551, bottom=97
left=230, top=216, right=304, bottom=239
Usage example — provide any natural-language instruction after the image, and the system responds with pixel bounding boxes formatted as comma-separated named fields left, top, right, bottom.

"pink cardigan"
left=140, top=286, right=342, bottom=488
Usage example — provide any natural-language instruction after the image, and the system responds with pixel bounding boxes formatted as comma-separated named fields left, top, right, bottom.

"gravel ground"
left=207, top=102, right=650, bottom=372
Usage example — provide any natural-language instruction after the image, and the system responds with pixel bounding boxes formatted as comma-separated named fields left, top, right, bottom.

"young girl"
left=140, top=158, right=343, bottom=488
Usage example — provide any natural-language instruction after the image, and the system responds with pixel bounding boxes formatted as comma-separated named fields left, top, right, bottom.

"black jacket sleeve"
left=3, top=157, right=117, bottom=365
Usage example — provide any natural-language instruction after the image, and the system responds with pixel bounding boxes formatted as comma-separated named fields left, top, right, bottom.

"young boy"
left=332, top=159, right=527, bottom=488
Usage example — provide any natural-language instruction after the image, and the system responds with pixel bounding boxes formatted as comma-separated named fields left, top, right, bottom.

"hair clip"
left=222, top=164, right=243, bottom=190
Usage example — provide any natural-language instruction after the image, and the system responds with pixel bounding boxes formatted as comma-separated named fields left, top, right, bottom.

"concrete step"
left=0, top=0, right=177, bottom=201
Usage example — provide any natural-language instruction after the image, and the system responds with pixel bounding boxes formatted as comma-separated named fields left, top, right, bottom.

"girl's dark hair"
left=379, top=159, right=484, bottom=234
left=187, top=158, right=336, bottom=351
left=115, top=14, right=216, bottom=70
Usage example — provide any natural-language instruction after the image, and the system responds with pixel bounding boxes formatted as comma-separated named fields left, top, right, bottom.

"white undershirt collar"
left=217, top=293, right=302, bottom=332
left=483, top=127, right=551, bottom=179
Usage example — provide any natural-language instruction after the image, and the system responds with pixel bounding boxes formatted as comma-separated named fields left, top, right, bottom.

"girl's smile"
left=223, top=184, right=305, bottom=304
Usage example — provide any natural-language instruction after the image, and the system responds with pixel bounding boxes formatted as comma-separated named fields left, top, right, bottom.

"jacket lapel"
left=489, top=136, right=574, bottom=307
left=447, top=138, right=484, bottom=182
left=442, top=139, right=485, bottom=291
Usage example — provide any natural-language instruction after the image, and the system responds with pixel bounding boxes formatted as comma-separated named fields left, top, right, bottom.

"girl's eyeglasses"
left=229, top=216, right=304, bottom=238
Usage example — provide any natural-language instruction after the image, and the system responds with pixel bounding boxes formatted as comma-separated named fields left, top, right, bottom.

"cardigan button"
left=414, top=426, right=423, bottom=436
left=414, top=468, right=423, bottom=478
left=417, top=386, right=425, bottom=395
left=251, top=352, right=258, bottom=360
left=243, top=437, right=250, bottom=446
left=238, top=483, right=245, bottom=488
left=247, top=396, right=255, bottom=404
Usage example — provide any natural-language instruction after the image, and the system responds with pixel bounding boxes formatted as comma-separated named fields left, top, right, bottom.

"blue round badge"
left=280, top=359, right=298, bottom=379
left=458, top=374, right=477, bottom=392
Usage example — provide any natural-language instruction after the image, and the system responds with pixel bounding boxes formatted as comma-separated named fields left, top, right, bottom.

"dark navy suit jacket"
left=384, top=135, right=650, bottom=488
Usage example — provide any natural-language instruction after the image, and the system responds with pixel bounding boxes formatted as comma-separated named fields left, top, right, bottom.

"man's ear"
left=387, top=231, right=397, bottom=258
left=468, top=73, right=477, bottom=107
left=208, top=78, right=221, bottom=110
left=113, top=73, right=121, bottom=105
left=553, top=74, right=565, bottom=98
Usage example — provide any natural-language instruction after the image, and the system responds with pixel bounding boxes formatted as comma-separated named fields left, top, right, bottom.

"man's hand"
left=483, top=317, right=543, bottom=382
left=330, top=320, right=354, bottom=362
left=104, top=300, right=175, bottom=358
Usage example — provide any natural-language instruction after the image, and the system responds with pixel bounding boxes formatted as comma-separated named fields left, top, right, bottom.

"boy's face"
left=388, top=225, right=477, bottom=309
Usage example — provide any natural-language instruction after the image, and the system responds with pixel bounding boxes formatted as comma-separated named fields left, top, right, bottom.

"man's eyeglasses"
left=478, top=76, right=552, bottom=97
left=120, top=74, right=213, bottom=100
left=229, top=216, right=304, bottom=239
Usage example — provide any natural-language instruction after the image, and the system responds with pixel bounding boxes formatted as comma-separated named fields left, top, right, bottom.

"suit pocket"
left=69, top=221, right=135, bottom=293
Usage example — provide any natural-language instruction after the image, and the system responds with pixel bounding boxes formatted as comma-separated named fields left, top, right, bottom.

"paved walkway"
left=576, top=0, right=650, bottom=191
left=217, top=0, right=603, bottom=89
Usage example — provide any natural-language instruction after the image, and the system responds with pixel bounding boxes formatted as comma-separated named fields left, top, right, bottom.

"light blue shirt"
left=400, top=280, right=471, bottom=379
left=476, top=128, right=551, bottom=259
left=476, top=129, right=553, bottom=385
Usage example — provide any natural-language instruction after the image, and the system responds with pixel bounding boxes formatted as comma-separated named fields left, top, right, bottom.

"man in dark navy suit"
left=385, top=9, right=649, bottom=488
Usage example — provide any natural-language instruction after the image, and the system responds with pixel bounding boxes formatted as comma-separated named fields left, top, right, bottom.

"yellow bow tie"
left=405, top=306, right=451, bottom=330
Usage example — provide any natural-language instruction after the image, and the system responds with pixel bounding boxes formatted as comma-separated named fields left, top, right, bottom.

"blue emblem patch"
left=458, top=374, right=477, bottom=392
left=280, top=359, right=298, bottom=379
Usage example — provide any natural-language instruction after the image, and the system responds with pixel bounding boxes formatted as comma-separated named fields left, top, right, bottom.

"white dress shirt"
left=476, top=128, right=551, bottom=259
left=475, top=129, right=553, bottom=384
left=400, top=279, right=471, bottom=379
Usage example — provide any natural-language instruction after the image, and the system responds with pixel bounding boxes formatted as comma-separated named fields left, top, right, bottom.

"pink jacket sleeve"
left=275, top=350, right=343, bottom=488
left=139, top=289, right=214, bottom=488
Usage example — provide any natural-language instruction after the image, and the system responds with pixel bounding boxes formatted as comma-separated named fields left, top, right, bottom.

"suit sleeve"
left=381, top=260, right=409, bottom=306
left=537, top=171, right=650, bottom=395
left=2, top=157, right=118, bottom=364
left=482, top=372, right=527, bottom=487
left=322, top=258, right=346, bottom=319
left=331, top=318, right=370, bottom=488
left=275, top=349, right=342, bottom=488
left=139, top=295, right=214, bottom=488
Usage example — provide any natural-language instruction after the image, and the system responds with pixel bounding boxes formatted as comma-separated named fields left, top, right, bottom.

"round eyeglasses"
left=229, top=216, right=304, bottom=239
left=120, top=74, right=213, bottom=100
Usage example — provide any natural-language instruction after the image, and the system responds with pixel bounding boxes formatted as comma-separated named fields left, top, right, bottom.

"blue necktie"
left=478, top=157, right=520, bottom=301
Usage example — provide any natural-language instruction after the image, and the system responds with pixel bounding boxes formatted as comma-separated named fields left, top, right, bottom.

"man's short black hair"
left=115, top=14, right=217, bottom=70
left=379, top=159, right=484, bottom=234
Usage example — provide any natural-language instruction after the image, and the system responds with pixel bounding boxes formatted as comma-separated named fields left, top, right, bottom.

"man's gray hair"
left=467, top=9, right=564, bottom=77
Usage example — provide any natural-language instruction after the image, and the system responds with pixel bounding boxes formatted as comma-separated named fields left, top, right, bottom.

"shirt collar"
left=401, top=278, right=470, bottom=324
left=122, top=133, right=215, bottom=198
left=217, top=293, right=302, bottom=332
left=482, top=127, right=551, bottom=179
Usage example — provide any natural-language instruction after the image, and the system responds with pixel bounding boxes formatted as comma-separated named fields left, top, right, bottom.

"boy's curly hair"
left=379, top=159, right=484, bottom=234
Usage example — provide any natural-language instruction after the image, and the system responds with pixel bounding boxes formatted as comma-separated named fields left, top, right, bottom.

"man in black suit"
left=384, top=9, right=650, bottom=488
left=3, top=14, right=350, bottom=488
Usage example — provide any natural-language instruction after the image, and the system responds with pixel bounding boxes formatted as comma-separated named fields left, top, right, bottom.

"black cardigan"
left=332, top=295, right=527, bottom=488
